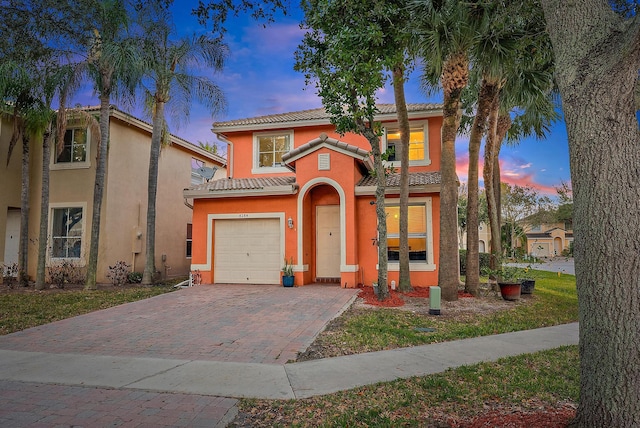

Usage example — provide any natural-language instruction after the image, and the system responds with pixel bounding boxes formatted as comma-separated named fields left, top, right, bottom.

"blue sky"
left=77, top=2, right=572, bottom=197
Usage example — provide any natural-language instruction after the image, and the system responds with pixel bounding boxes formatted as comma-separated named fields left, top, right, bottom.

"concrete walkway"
left=0, top=285, right=579, bottom=427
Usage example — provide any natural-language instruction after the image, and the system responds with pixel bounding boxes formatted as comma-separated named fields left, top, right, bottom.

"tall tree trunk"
left=392, top=65, right=413, bottom=292
left=541, top=1, right=640, bottom=425
left=19, top=131, right=30, bottom=287
left=142, top=101, right=165, bottom=285
left=35, top=128, right=52, bottom=290
left=85, top=93, right=111, bottom=289
left=483, top=96, right=504, bottom=271
left=438, top=52, right=468, bottom=301
left=358, top=119, right=389, bottom=301
left=465, top=79, right=496, bottom=296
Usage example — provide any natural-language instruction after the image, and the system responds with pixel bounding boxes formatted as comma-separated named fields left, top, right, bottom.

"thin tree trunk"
left=358, top=119, right=389, bottom=301
left=483, top=96, right=503, bottom=271
left=142, top=101, right=165, bottom=285
left=392, top=65, right=413, bottom=292
left=19, top=131, right=30, bottom=287
left=465, top=79, right=496, bottom=296
left=438, top=53, right=468, bottom=301
left=35, top=128, right=52, bottom=290
left=541, top=1, right=640, bottom=425
left=85, top=93, right=111, bottom=289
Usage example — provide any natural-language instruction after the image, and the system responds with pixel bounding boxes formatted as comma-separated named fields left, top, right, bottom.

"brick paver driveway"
left=0, top=284, right=358, bottom=427
left=0, top=284, right=358, bottom=364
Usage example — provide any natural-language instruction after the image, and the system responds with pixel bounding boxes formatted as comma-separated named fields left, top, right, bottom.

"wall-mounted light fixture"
left=288, top=217, right=294, bottom=229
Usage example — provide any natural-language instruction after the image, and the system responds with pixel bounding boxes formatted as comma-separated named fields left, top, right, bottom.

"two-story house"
left=0, top=106, right=226, bottom=284
left=184, top=104, right=444, bottom=288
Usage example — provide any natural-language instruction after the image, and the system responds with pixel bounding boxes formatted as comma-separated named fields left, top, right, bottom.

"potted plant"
left=496, top=266, right=522, bottom=301
left=281, top=257, right=294, bottom=287
left=483, top=265, right=522, bottom=301
left=519, top=265, right=536, bottom=295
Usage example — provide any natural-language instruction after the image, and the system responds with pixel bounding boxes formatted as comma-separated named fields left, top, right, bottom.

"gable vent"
left=318, top=153, right=330, bottom=170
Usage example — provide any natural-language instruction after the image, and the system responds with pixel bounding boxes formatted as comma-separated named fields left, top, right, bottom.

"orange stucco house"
left=184, top=104, right=444, bottom=288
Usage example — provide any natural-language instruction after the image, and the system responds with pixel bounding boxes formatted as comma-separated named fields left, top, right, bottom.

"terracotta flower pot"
left=498, top=281, right=521, bottom=301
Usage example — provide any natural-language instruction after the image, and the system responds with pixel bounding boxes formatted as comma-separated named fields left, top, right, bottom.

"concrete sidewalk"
left=0, top=323, right=578, bottom=401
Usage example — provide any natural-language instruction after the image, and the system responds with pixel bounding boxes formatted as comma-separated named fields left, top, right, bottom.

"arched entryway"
left=554, top=237, right=562, bottom=256
left=297, top=179, right=346, bottom=284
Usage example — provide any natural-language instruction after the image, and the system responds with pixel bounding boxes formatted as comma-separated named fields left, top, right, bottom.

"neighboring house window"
left=530, top=225, right=542, bottom=232
left=384, top=122, right=430, bottom=165
left=51, top=207, right=83, bottom=259
left=186, top=223, right=192, bottom=258
left=56, top=128, right=87, bottom=164
left=385, top=204, right=428, bottom=262
left=191, top=158, right=205, bottom=185
left=253, top=131, right=293, bottom=173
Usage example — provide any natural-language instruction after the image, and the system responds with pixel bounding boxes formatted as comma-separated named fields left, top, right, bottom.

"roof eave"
left=355, top=183, right=441, bottom=196
left=184, top=185, right=298, bottom=199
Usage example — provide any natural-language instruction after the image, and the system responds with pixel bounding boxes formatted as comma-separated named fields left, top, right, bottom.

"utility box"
left=429, top=286, right=441, bottom=315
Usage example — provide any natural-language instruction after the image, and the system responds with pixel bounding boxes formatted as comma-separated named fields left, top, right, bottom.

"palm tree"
left=0, top=60, right=44, bottom=287
left=410, top=0, right=479, bottom=301
left=137, top=10, right=227, bottom=285
left=84, top=0, right=140, bottom=290
left=482, top=3, right=558, bottom=271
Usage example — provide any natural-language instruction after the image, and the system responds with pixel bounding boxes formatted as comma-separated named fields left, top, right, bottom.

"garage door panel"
left=214, top=218, right=281, bottom=284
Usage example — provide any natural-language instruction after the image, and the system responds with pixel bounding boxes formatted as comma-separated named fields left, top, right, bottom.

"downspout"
left=183, top=198, right=193, bottom=209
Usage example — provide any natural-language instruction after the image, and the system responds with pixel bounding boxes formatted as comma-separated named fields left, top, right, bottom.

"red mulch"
left=453, top=405, right=576, bottom=427
left=358, top=286, right=474, bottom=307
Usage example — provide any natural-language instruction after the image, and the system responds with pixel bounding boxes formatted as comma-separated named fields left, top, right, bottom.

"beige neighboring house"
left=459, top=221, right=492, bottom=253
left=525, top=222, right=573, bottom=258
left=0, top=105, right=225, bottom=283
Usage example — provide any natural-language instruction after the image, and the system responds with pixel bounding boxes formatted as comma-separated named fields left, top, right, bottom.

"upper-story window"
left=57, top=128, right=87, bottom=164
left=253, top=131, right=293, bottom=173
left=52, top=128, right=90, bottom=169
left=384, top=122, right=430, bottom=166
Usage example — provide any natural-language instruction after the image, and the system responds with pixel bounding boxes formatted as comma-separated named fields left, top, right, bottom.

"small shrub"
left=459, top=250, right=491, bottom=276
left=47, top=261, right=85, bottom=288
left=106, top=261, right=130, bottom=286
left=128, top=271, right=143, bottom=283
left=2, top=262, right=19, bottom=288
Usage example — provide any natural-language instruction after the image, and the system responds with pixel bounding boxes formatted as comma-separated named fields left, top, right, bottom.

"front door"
left=316, top=205, right=340, bottom=278
left=3, top=209, right=20, bottom=265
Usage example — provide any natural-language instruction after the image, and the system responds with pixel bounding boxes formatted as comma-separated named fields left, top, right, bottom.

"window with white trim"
left=253, top=131, right=293, bottom=172
left=51, top=207, right=83, bottom=259
left=385, top=204, right=428, bottom=262
left=186, top=223, right=192, bottom=258
left=56, top=128, right=88, bottom=164
left=384, top=122, right=430, bottom=165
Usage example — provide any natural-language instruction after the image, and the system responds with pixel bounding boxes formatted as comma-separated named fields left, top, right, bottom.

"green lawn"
left=0, top=285, right=176, bottom=335
left=304, top=270, right=578, bottom=355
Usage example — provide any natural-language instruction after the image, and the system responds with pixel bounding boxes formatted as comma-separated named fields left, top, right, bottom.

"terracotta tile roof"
left=190, top=176, right=297, bottom=192
left=357, top=171, right=442, bottom=187
left=282, top=132, right=370, bottom=162
left=213, top=103, right=442, bottom=129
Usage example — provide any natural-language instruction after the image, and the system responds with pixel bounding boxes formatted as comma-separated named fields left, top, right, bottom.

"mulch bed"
left=358, top=285, right=474, bottom=307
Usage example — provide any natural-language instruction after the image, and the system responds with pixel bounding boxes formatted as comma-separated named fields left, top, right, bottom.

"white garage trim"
left=191, top=212, right=285, bottom=272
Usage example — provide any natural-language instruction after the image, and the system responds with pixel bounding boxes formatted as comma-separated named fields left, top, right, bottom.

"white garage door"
left=214, top=218, right=281, bottom=284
